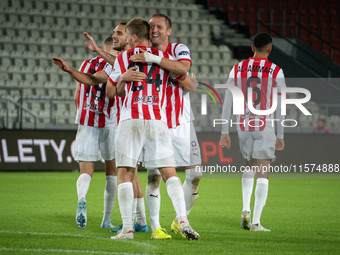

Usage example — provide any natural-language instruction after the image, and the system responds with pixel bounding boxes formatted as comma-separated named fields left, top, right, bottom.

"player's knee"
left=147, top=172, right=161, bottom=187
left=186, top=167, right=202, bottom=184
left=191, top=176, right=201, bottom=187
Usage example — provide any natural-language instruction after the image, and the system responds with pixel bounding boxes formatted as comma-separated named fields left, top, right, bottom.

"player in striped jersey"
left=74, top=37, right=117, bottom=229
left=106, top=18, right=199, bottom=241
left=220, top=33, right=285, bottom=232
left=52, top=24, right=133, bottom=229
left=128, top=13, right=202, bottom=239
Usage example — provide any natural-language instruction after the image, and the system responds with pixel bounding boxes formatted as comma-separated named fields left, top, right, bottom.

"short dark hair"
left=103, top=37, right=113, bottom=51
left=149, top=13, right=172, bottom=29
left=253, top=33, right=272, bottom=51
left=318, top=117, right=326, bottom=124
left=126, top=18, right=149, bottom=41
left=119, top=22, right=127, bottom=26
left=104, top=36, right=113, bottom=46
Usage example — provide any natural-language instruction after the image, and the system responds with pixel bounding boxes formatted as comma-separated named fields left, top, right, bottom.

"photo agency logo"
left=212, top=82, right=312, bottom=128
left=198, top=82, right=223, bottom=115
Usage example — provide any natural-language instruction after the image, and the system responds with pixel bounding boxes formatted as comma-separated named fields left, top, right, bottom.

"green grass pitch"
left=0, top=172, right=339, bottom=254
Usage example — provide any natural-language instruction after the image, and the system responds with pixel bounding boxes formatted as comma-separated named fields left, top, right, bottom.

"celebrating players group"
left=53, top=13, right=285, bottom=240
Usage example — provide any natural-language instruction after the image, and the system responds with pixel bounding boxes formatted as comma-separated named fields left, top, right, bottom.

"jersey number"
left=85, top=68, right=106, bottom=102
left=127, top=62, right=162, bottom=92
left=246, top=76, right=261, bottom=106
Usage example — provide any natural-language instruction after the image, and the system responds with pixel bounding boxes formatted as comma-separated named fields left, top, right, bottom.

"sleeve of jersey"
left=174, top=44, right=192, bottom=66
left=276, top=69, right=285, bottom=139
left=103, top=62, right=113, bottom=77
left=221, top=67, right=235, bottom=134
left=108, top=58, right=121, bottom=86
left=78, top=60, right=86, bottom=72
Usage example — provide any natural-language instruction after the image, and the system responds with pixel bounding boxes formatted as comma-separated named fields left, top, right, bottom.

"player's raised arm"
left=129, top=49, right=190, bottom=76
left=84, top=32, right=118, bottom=67
left=52, top=57, right=108, bottom=86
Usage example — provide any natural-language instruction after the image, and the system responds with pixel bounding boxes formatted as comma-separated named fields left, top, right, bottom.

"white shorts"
left=115, top=119, right=175, bottom=168
left=170, top=121, right=201, bottom=167
left=74, top=125, right=115, bottom=162
left=238, top=131, right=276, bottom=163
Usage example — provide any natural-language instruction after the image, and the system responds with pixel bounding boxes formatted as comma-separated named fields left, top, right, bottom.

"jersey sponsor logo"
left=133, top=95, right=158, bottom=104
left=178, top=51, right=190, bottom=56
left=83, top=102, right=103, bottom=113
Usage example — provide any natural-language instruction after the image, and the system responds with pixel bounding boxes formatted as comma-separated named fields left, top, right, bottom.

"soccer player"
left=52, top=23, right=139, bottom=229
left=129, top=13, right=202, bottom=239
left=220, top=33, right=285, bottom=232
left=82, top=26, right=150, bottom=234
left=107, top=18, right=199, bottom=240
left=73, top=37, right=117, bottom=229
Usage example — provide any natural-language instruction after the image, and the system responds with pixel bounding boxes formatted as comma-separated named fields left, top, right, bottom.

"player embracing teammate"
left=53, top=14, right=202, bottom=240
left=129, top=14, right=202, bottom=239
left=105, top=18, right=199, bottom=240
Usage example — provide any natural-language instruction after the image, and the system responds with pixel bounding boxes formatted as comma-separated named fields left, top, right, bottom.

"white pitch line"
left=0, top=230, right=156, bottom=250
left=0, top=247, right=134, bottom=254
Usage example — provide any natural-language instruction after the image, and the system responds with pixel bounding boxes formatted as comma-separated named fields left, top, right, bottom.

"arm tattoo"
left=102, top=52, right=116, bottom=65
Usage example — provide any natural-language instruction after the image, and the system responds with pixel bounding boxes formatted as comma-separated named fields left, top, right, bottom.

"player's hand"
left=52, top=57, right=73, bottom=73
left=129, top=49, right=147, bottom=62
left=190, top=72, right=198, bottom=92
left=121, top=66, right=146, bottom=82
left=220, top=134, right=231, bottom=150
left=275, top=138, right=285, bottom=151
left=84, top=32, right=100, bottom=52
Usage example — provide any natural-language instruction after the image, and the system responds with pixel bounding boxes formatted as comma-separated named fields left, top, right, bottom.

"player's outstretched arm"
left=83, top=32, right=118, bottom=66
left=52, top=57, right=74, bottom=73
left=220, top=134, right=231, bottom=150
left=52, top=57, right=107, bottom=86
left=275, top=138, right=284, bottom=151
left=129, top=49, right=190, bottom=75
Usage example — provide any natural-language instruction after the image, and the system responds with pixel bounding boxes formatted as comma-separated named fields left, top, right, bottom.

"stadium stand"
left=204, top=0, right=340, bottom=64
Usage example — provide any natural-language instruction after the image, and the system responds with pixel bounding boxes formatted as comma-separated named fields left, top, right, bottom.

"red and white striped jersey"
left=108, top=46, right=177, bottom=122
left=75, top=56, right=117, bottom=127
left=227, top=57, right=286, bottom=133
left=164, top=42, right=193, bottom=128
left=103, top=63, right=124, bottom=124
